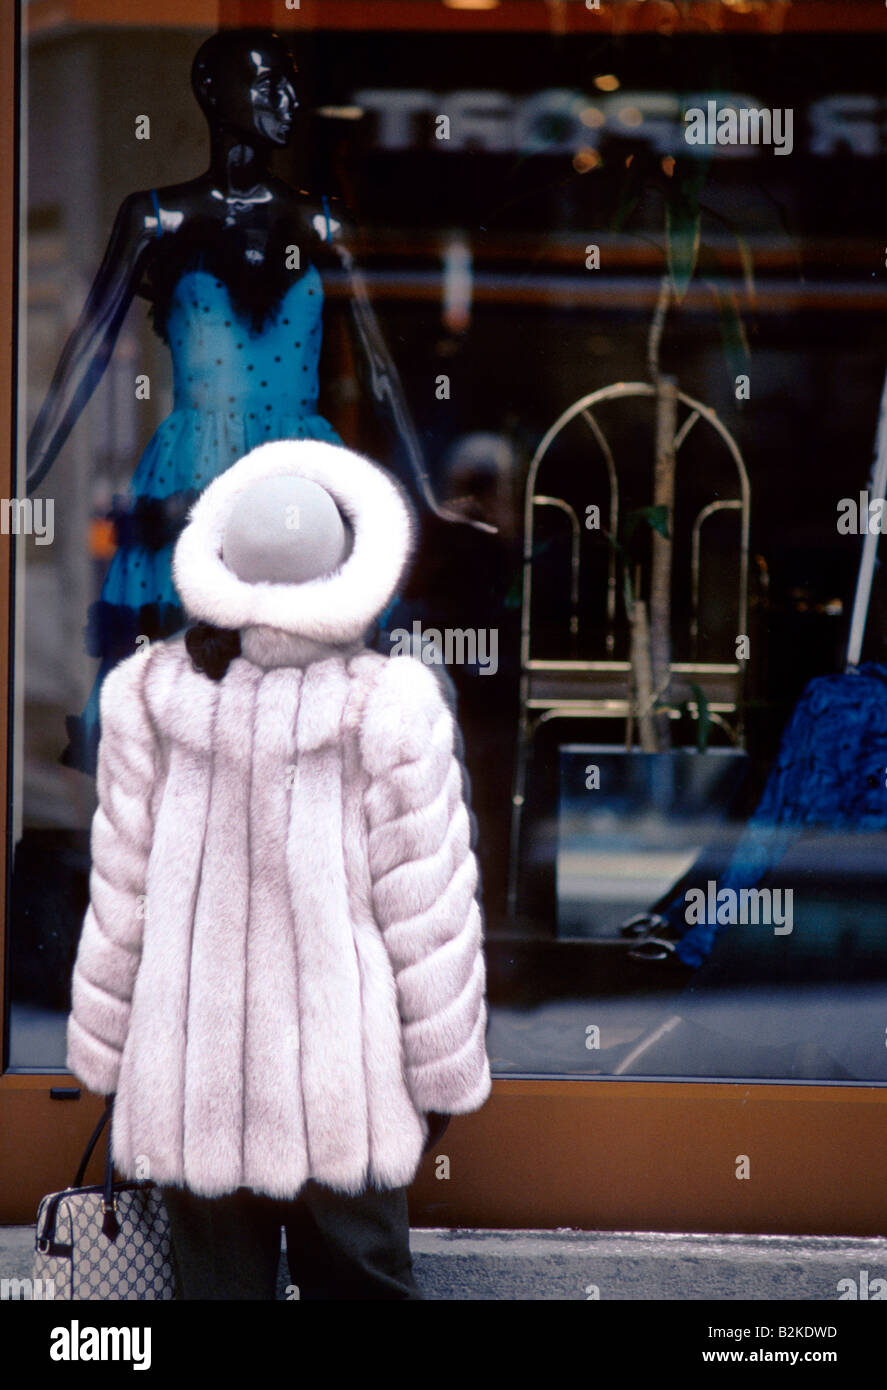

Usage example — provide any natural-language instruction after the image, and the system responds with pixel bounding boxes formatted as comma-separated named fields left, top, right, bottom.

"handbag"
left=33, top=1097, right=175, bottom=1300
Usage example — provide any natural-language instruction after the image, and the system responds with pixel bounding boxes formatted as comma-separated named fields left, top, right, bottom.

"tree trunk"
left=649, top=374, right=678, bottom=749
left=630, top=597, right=658, bottom=753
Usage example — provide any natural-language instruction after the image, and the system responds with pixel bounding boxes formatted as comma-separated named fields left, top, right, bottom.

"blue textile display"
left=668, top=663, right=887, bottom=966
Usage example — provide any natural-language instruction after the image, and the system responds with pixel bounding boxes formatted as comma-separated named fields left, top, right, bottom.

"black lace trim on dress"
left=107, top=488, right=202, bottom=551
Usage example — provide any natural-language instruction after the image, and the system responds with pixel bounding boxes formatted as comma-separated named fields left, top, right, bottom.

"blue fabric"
left=69, top=265, right=343, bottom=768
left=98, top=265, right=341, bottom=617
left=672, top=664, right=887, bottom=966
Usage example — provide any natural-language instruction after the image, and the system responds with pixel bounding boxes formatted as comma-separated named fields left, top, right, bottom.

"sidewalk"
left=3, top=1224, right=887, bottom=1299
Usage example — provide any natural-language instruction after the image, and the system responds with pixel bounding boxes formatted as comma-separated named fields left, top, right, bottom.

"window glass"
left=10, top=5, right=887, bottom=1086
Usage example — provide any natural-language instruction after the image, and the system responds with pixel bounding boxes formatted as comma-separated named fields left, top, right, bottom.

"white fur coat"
left=66, top=441, right=492, bottom=1198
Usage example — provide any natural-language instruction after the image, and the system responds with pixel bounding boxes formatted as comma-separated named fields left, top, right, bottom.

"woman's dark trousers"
left=160, top=1179, right=423, bottom=1300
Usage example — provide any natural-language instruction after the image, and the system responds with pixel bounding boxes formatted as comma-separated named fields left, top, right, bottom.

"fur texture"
left=67, top=442, right=491, bottom=1199
left=171, top=438, right=415, bottom=645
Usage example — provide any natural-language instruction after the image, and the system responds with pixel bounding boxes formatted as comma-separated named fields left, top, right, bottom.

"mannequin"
left=27, top=27, right=481, bottom=774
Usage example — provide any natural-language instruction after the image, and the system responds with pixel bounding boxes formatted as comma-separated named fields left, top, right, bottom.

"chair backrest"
left=521, top=382, right=751, bottom=705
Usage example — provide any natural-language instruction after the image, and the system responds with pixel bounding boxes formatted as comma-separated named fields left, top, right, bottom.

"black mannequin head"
left=191, top=29, right=298, bottom=148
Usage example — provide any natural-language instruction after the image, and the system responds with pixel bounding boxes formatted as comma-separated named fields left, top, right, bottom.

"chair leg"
left=506, top=709, right=531, bottom=917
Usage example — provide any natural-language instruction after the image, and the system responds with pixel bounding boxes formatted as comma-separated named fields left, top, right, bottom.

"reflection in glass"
left=8, top=12, right=887, bottom=1089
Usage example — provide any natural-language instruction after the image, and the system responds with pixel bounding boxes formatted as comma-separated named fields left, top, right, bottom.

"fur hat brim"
left=171, top=440, right=416, bottom=643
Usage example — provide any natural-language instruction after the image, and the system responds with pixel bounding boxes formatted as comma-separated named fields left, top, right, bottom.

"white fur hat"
left=171, top=439, right=416, bottom=643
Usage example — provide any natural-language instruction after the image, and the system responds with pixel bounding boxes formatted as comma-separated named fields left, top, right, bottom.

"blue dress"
left=63, top=241, right=343, bottom=774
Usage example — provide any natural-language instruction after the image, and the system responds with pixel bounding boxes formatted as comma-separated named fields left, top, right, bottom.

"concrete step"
left=4, top=1224, right=887, bottom=1300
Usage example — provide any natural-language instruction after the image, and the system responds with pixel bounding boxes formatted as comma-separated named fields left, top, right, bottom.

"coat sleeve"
left=66, top=652, right=158, bottom=1096
left=361, top=655, right=492, bottom=1116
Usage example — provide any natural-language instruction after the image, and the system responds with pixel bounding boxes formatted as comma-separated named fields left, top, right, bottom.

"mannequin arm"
left=313, top=207, right=496, bottom=533
left=26, top=191, right=157, bottom=495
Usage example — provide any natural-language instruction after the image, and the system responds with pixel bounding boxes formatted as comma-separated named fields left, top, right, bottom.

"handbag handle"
left=72, top=1096, right=114, bottom=1189
left=73, top=1096, right=120, bottom=1239
left=38, top=1096, right=118, bottom=1252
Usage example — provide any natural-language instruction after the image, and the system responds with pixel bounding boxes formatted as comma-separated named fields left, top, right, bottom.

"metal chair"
left=507, top=379, right=751, bottom=916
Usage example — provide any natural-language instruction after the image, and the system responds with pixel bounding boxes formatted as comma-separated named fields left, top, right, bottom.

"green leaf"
left=623, top=565, right=634, bottom=613
left=697, top=206, right=757, bottom=307
left=732, top=227, right=756, bottom=306
left=665, top=198, right=700, bottom=302
left=624, top=504, right=670, bottom=543
left=707, top=280, right=751, bottom=380
left=663, top=156, right=709, bottom=301
left=689, top=682, right=711, bottom=753
left=504, top=572, right=522, bottom=610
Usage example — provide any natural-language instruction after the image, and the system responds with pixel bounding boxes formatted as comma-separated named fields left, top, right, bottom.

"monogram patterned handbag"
left=33, top=1098, right=175, bottom=1300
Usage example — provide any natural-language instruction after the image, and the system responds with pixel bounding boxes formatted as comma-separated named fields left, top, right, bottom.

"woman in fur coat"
left=65, top=438, right=492, bottom=1299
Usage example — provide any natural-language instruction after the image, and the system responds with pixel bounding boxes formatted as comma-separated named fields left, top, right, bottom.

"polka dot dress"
left=68, top=264, right=342, bottom=771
